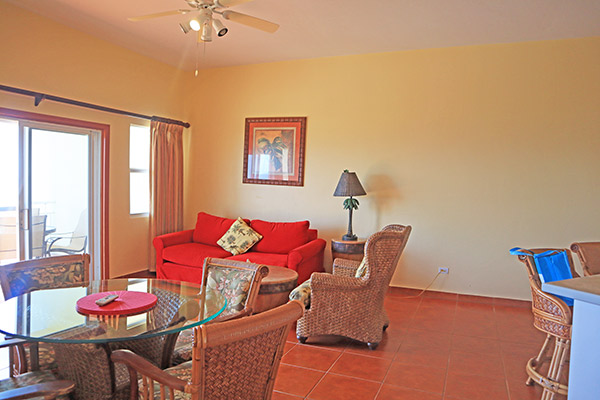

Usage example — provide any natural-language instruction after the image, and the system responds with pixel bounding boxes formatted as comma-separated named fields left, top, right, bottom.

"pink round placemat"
left=76, top=291, right=157, bottom=316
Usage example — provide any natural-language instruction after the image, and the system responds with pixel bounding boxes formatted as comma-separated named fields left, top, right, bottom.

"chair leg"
left=367, top=342, right=379, bottom=350
left=527, top=334, right=551, bottom=386
left=297, top=336, right=307, bottom=344
left=526, top=336, right=569, bottom=400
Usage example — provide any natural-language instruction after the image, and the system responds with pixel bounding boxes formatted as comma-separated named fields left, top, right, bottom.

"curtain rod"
left=0, top=84, right=190, bottom=128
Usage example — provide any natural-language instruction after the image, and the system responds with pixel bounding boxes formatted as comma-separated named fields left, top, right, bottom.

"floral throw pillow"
left=354, top=257, right=368, bottom=278
left=217, top=217, right=263, bottom=255
left=289, top=280, right=312, bottom=309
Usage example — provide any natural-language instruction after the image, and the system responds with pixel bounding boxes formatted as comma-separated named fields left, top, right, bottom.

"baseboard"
left=387, top=286, right=530, bottom=308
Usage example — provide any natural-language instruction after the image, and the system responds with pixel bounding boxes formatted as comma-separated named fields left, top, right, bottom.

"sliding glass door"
left=0, top=118, right=101, bottom=279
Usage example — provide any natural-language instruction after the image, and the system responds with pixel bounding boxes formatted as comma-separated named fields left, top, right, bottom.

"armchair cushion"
left=163, top=243, right=231, bottom=267
left=250, top=220, right=310, bottom=254
left=354, top=258, right=368, bottom=278
left=289, top=280, right=312, bottom=308
left=217, top=218, right=262, bottom=256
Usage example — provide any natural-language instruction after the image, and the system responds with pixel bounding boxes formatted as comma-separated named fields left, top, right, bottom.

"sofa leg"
left=297, top=336, right=307, bottom=344
left=367, top=342, right=379, bottom=350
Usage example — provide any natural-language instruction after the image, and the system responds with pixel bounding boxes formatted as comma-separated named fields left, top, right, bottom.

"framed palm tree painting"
left=243, top=117, right=306, bottom=186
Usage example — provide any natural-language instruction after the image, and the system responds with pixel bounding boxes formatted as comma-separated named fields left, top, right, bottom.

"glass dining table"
left=0, top=278, right=227, bottom=400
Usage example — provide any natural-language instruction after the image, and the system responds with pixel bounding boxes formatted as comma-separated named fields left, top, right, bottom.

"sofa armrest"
left=288, top=238, right=326, bottom=283
left=152, top=230, right=194, bottom=272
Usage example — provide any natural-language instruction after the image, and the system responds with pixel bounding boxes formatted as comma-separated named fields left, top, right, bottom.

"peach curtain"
left=149, top=120, right=184, bottom=271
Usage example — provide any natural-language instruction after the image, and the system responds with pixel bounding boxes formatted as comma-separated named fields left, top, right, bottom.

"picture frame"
left=243, top=117, right=306, bottom=186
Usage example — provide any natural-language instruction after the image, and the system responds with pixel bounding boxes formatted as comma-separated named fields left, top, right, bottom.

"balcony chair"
left=170, top=257, right=269, bottom=365
left=512, top=247, right=577, bottom=400
left=45, top=211, right=87, bottom=256
left=570, top=242, right=600, bottom=276
left=112, top=300, right=304, bottom=400
left=295, top=224, right=411, bottom=350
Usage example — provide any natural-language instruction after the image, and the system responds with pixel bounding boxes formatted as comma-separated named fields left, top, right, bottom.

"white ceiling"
left=7, top=0, right=600, bottom=70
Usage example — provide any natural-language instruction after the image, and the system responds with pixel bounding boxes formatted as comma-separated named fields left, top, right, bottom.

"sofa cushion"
left=193, top=212, right=247, bottom=245
left=163, top=243, right=231, bottom=267
left=226, top=252, right=288, bottom=268
left=250, top=220, right=310, bottom=254
left=217, top=218, right=263, bottom=255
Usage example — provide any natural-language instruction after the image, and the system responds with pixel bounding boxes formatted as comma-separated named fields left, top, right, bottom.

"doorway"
left=0, top=117, right=103, bottom=280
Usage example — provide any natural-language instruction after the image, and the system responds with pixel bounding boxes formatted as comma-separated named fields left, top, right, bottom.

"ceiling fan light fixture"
left=201, top=20, right=212, bottom=42
left=212, top=18, right=228, bottom=37
left=189, top=19, right=201, bottom=31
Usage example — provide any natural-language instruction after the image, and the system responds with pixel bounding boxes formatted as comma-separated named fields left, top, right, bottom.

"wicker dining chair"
left=296, top=224, right=411, bottom=350
left=170, top=257, right=269, bottom=365
left=112, top=300, right=304, bottom=400
left=0, top=254, right=90, bottom=375
left=513, top=248, right=577, bottom=400
left=0, top=338, right=75, bottom=400
left=570, top=242, right=600, bottom=276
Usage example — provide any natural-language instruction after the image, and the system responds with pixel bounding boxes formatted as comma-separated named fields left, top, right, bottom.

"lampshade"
left=333, top=170, right=366, bottom=197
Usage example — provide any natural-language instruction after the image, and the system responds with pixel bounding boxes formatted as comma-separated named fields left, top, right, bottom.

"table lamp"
left=333, top=169, right=366, bottom=241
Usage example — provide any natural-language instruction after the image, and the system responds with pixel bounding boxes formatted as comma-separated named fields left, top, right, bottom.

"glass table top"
left=0, top=278, right=227, bottom=344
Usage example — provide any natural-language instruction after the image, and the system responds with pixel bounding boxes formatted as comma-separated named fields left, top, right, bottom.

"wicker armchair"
left=296, top=224, right=411, bottom=350
left=170, top=258, right=269, bottom=365
left=513, top=248, right=577, bottom=399
left=0, top=254, right=89, bottom=375
left=570, top=242, right=600, bottom=276
left=0, top=338, right=75, bottom=400
left=112, top=300, right=304, bottom=400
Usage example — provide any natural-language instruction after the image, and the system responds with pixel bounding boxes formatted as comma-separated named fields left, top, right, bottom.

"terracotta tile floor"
left=273, top=288, right=567, bottom=400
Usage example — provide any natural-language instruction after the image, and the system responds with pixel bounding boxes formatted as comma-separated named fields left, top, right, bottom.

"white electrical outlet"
left=438, top=267, right=449, bottom=274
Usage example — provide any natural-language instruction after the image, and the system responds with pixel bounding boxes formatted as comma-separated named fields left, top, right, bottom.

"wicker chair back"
left=571, top=241, right=600, bottom=276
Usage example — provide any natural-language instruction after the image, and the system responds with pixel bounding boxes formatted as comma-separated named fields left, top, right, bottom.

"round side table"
left=254, top=265, right=299, bottom=313
left=331, top=239, right=366, bottom=261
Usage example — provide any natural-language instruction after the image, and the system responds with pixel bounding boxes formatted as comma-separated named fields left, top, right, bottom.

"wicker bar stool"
left=570, top=242, right=600, bottom=276
left=513, top=248, right=577, bottom=400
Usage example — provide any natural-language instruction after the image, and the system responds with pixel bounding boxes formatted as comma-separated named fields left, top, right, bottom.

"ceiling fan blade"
left=221, top=10, right=279, bottom=33
left=128, top=9, right=191, bottom=22
left=215, top=0, right=255, bottom=8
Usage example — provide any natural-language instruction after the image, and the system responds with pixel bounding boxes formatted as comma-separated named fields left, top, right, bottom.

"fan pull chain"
left=195, top=40, right=199, bottom=77
left=194, top=41, right=207, bottom=77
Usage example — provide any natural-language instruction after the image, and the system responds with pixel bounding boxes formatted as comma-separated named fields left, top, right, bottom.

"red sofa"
left=154, top=212, right=326, bottom=284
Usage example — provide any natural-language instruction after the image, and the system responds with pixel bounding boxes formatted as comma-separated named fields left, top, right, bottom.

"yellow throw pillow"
left=217, top=217, right=263, bottom=255
left=355, top=257, right=368, bottom=278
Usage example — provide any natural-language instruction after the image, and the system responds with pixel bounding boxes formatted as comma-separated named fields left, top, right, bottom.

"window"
left=130, top=125, right=150, bottom=215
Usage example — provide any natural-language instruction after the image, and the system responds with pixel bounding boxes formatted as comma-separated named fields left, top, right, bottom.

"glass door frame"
left=0, top=107, right=110, bottom=279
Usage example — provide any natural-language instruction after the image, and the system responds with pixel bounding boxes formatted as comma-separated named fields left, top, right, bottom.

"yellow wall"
left=185, top=37, right=600, bottom=300
left=0, top=2, right=190, bottom=277
left=2, top=2, right=599, bottom=299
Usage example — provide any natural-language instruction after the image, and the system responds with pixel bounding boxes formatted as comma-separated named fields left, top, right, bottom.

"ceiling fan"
left=128, top=0, right=279, bottom=43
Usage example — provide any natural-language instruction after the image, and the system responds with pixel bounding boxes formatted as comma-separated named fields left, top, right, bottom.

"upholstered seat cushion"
left=24, top=343, right=58, bottom=373
left=0, top=369, right=69, bottom=399
left=225, top=252, right=288, bottom=267
left=162, top=243, right=231, bottom=267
